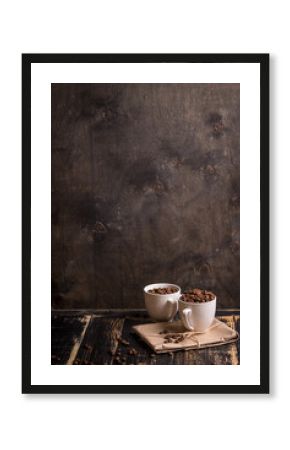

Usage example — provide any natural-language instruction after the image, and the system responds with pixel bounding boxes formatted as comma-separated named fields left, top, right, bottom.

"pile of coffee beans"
left=180, top=288, right=215, bottom=303
left=162, top=332, right=185, bottom=344
left=148, top=286, right=179, bottom=295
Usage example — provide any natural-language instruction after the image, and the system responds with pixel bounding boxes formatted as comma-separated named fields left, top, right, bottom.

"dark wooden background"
left=52, top=83, right=240, bottom=309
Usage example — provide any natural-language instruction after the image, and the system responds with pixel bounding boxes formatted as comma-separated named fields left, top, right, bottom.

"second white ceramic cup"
left=179, top=296, right=216, bottom=332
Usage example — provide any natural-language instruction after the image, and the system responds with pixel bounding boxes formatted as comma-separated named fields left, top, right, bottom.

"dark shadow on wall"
left=51, top=83, right=240, bottom=309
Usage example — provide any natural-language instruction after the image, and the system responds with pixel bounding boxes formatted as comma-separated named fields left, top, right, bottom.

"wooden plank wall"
left=51, top=83, right=240, bottom=309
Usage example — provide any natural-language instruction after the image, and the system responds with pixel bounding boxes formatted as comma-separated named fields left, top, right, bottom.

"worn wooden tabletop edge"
left=52, top=308, right=240, bottom=315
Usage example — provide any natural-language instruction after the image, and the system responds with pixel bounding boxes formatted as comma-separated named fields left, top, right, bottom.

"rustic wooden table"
left=51, top=309, right=240, bottom=365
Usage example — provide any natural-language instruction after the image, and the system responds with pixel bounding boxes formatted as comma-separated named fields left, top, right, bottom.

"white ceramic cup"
left=144, top=283, right=181, bottom=322
left=179, top=296, right=216, bottom=332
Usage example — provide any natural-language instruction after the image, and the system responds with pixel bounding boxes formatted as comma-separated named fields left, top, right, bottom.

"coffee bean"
left=182, top=288, right=215, bottom=303
left=148, top=287, right=179, bottom=295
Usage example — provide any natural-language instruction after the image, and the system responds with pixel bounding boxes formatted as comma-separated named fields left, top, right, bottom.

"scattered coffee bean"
left=163, top=332, right=186, bottom=344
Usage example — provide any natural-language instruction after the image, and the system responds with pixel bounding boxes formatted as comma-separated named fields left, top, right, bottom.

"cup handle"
left=180, top=307, right=194, bottom=331
left=166, top=298, right=178, bottom=321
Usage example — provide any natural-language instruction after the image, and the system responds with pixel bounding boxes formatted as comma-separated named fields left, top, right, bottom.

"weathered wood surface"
left=51, top=314, right=90, bottom=365
left=52, top=309, right=240, bottom=365
left=52, top=83, right=240, bottom=310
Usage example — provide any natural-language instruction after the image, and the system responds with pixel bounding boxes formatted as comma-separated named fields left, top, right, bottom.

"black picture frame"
left=22, top=53, right=269, bottom=394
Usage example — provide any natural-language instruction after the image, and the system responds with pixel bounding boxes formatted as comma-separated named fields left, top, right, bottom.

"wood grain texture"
left=51, top=314, right=90, bottom=365
left=51, top=310, right=240, bottom=365
left=51, top=83, right=240, bottom=310
left=74, top=317, right=124, bottom=365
